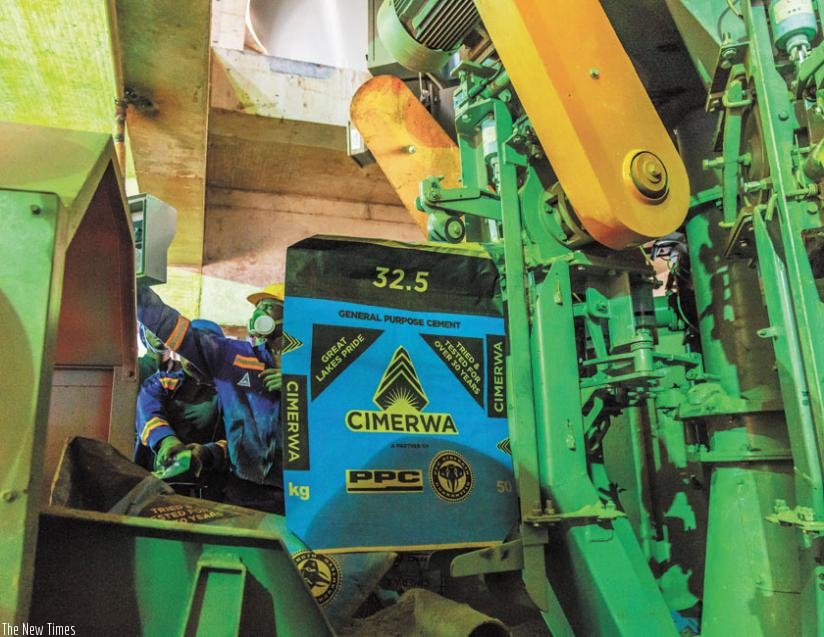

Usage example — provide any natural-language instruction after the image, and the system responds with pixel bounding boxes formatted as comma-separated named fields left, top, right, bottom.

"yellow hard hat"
left=247, top=282, right=285, bottom=305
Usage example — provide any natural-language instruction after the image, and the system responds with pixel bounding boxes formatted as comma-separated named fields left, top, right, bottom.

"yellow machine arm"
left=350, top=75, right=462, bottom=237
left=475, top=0, right=690, bottom=249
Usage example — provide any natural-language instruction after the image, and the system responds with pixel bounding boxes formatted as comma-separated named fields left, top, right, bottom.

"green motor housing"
left=376, top=0, right=479, bottom=72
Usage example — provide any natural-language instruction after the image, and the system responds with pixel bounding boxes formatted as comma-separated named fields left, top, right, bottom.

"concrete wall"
left=199, top=187, right=423, bottom=332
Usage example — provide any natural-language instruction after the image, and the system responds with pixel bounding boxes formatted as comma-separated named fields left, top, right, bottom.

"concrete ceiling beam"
left=208, top=44, right=400, bottom=206
left=116, top=0, right=211, bottom=269
left=211, top=46, right=369, bottom=137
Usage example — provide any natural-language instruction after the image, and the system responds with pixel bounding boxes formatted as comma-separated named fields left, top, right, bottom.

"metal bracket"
left=677, top=381, right=782, bottom=418
left=689, top=185, right=723, bottom=209
left=766, top=501, right=824, bottom=535
left=524, top=500, right=625, bottom=526
left=453, top=60, right=499, bottom=103
left=453, top=59, right=497, bottom=81
left=796, top=41, right=824, bottom=98
left=707, top=41, right=749, bottom=111
left=418, top=176, right=502, bottom=220
left=722, top=209, right=756, bottom=259
left=450, top=539, right=525, bottom=577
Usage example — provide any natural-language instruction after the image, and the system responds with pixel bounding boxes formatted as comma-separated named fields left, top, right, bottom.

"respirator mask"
left=248, top=304, right=283, bottom=342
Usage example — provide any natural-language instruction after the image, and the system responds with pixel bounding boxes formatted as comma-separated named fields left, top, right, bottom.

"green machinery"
left=362, top=0, right=824, bottom=634
left=6, top=0, right=824, bottom=635
left=0, top=124, right=332, bottom=635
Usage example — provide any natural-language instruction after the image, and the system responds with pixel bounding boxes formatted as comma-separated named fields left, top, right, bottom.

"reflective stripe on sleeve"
left=166, top=315, right=191, bottom=351
left=141, top=416, right=171, bottom=446
left=233, top=354, right=265, bottom=371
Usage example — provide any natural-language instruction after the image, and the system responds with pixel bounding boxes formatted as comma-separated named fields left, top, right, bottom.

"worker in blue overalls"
left=134, top=319, right=228, bottom=500
left=137, top=283, right=285, bottom=513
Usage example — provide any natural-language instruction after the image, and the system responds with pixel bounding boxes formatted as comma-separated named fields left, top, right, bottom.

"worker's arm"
left=135, top=371, right=228, bottom=473
left=135, top=371, right=182, bottom=454
left=137, top=286, right=226, bottom=379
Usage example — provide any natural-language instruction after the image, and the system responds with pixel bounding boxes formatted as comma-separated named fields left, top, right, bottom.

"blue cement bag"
left=281, top=236, right=516, bottom=551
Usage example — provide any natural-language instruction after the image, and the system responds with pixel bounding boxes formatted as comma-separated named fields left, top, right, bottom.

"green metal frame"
left=0, top=122, right=138, bottom=624
left=423, top=61, right=690, bottom=634
left=30, top=507, right=333, bottom=636
left=420, top=2, right=824, bottom=634
left=0, top=121, right=330, bottom=635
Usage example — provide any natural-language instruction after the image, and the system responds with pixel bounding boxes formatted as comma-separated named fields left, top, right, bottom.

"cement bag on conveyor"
left=282, top=236, right=517, bottom=552
left=50, top=436, right=395, bottom=628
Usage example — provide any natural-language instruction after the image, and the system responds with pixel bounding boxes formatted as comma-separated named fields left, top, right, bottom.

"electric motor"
left=770, top=0, right=817, bottom=56
left=377, top=0, right=479, bottom=72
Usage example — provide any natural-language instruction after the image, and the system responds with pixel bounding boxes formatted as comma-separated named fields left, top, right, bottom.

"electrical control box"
left=129, top=193, right=176, bottom=285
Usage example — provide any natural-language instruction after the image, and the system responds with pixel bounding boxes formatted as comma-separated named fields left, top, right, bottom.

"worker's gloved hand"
left=185, top=443, right=214, bottom=477
left=259, top=367, right=282, bottom=392
left=155, top=435, right=185, bottom=467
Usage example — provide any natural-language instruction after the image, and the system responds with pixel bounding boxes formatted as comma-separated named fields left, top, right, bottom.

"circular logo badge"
left=429, top=451, right=473, bottom=502
left=292, top=551, right=341, bottom=606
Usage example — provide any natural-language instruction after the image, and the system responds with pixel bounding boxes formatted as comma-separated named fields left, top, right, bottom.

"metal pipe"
left=113, top=97, right=128, bottom=174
